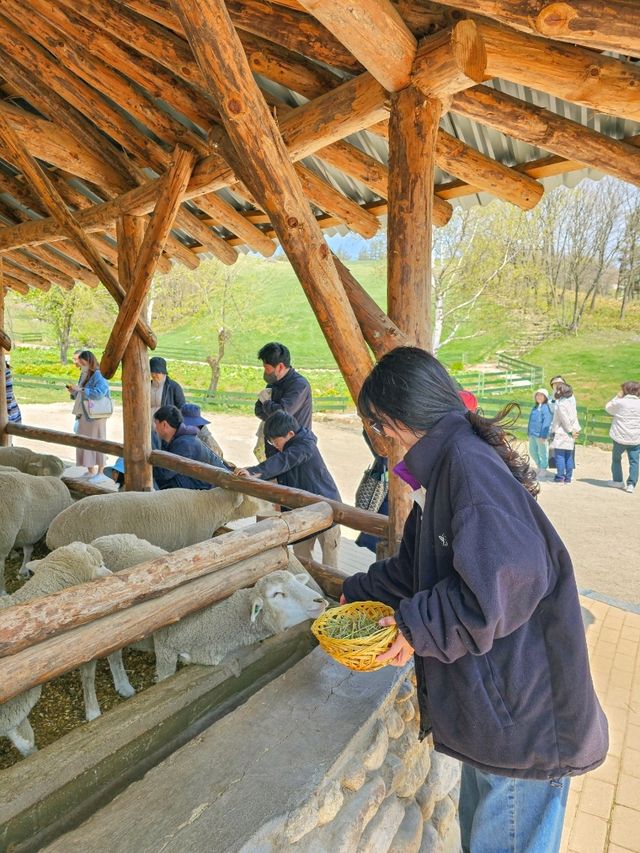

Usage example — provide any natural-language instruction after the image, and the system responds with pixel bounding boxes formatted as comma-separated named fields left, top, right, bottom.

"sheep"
left=153, top=570, right=328, bottom=681
left=0, top=543, right=112, bottom=756
left=47, top=488, right=273, bottom=553
left=0, top=470, right=73, bottom=594
left=0, top=446, right=64, bottom=477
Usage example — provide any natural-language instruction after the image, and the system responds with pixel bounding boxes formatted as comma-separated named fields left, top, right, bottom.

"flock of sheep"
left=0, top=446, right=328, bottom=761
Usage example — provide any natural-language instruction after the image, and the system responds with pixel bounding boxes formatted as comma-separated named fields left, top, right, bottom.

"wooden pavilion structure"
left=0, top=0, right=639, bottom=549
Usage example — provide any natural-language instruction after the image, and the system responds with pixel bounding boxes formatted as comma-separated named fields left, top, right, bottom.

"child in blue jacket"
left=528, top=387, right=552, bottom=475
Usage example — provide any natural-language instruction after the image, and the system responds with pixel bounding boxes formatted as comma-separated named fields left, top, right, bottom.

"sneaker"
left=563, top=479, right=572, bottom=485
left=553, top=476, right=564, bottom=483
left=626, top=484, right=635, bottom=494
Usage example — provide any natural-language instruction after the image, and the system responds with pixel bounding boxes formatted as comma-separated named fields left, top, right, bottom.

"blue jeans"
left=528, top=436, right=549, bottom=470
left=611, top=441, right=640, bottom=486
left=459, top=764, right=570, bottom=852
left=554, top=449, right=574, bottom=482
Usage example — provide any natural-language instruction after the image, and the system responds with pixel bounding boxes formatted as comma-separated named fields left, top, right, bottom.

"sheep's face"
left=28, top=543, right=112, bottom=582
left=250, top=570, right=327, bottom=633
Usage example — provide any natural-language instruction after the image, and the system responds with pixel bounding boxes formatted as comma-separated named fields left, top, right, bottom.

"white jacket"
left=606, top=395, right=640, bottom=445
left=551, top=397, right=580, bottom=450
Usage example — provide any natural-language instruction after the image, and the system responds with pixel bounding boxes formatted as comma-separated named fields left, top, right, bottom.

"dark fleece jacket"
left=343, top=412, right=608, bottom=780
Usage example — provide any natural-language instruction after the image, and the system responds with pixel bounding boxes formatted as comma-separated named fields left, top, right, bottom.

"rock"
left=431, top=793, right=457, bottom=838
left=285, top=796, right=320, bottom=843
left=318, top=781, right=344, bottom=826
left=395, top=680, right=415, bottom=704
left=428, top=752, right=461, bottom=800
left=362, top=720, right=389, bottom=772
left=379, top=752, right=405, bottom=797
left=415, top=782, right=436, bottom=822
left=341, top=762, right=367, bottom=792
left=388, top=800, right=423, bottom=853
left=305, top=777, right=386, bottom=853
left=418, top=822, right=441, bottom=853
left=395, top=743, right=431, bottom=798
left=356, top=795, right=405, bottom=853
left=385, top=709, right=405, bottom=739
left=399, top=700, right=415, bottom=722
left=389, top=729, right=421, bottom=762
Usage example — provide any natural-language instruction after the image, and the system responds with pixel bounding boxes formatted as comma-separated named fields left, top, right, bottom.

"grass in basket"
left=311, top=602, right=398, bottom=672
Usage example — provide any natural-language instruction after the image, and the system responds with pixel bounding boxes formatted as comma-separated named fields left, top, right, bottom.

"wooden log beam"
left=477, top=20, right=640, bottom=123
left=387, top=88, right=443, bottom=553
left=332, top=255, right=410, bottom=359
left=7, top=251, right=75, bottom=291
left=3, top=276, right=29, bottom=296
left=451, top=87, right=640, bottom=188
left=294, top=165, right=380, bottom=238
left=172, top=0, right=375, bottom=407
left=412, top=19, right=488, bottom=98
left=151, top=449, right=388, bottom=536
left=118, top=215, right=153, bottom=492
left=195, top=193, right=276, bottom=256
left=428, top=0, right=640, bottom=59
left=0, top=70, right=393, bottom=254
left=6, top=422, right=124, bottom=456
left=101, top=147, right=196, bottom=378
left=0, top=505, right=332, bottom=661
left=297, top=0, right=417, bottom=92
left=1, top=258, right=52, bottom=292
left=0, top=112, right=157, bottom=350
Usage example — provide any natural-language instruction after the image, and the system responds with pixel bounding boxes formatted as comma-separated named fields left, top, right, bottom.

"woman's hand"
left=233, top=468, right=250, bottom=478
left=339, top=593, right=347, bottom=605
left=376, top=615, right=415, bottom=667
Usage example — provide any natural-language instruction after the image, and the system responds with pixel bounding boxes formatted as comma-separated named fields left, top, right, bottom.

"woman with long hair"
left=69, top=350, right=110, bottom=479
left=342, top=347, right=607, bottom=853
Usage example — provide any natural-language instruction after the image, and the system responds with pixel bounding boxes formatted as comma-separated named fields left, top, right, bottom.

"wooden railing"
left=4, top=421, right=389, bottom=536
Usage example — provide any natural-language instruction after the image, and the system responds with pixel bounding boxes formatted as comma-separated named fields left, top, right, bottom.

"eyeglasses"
left=369, top=420, right=386, bottom=436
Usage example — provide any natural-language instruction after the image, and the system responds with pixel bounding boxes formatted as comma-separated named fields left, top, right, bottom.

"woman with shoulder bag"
left=68, top=350, right=112, bottom=480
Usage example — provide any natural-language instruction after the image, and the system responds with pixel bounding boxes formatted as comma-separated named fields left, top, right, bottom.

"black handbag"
left=355, top=467, right=388, bottom=513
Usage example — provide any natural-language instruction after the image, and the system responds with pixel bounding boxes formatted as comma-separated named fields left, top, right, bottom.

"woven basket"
left=311, top=601, right=397, bottom=672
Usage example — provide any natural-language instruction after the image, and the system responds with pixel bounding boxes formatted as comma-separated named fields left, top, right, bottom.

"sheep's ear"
left=25, top=558, right=42, bottom=573
left=294, top=572, right=312, bottom=586
left=250, top=596, right=264, bottom=623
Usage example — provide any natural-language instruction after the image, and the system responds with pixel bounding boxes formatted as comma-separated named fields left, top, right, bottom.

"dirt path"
left=15, top=403, right=640, bottom=607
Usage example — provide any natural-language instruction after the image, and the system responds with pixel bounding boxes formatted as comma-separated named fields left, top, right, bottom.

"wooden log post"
left=0, top=113, right=157, bottom=350
left=386, top=88, right=443, bottom=554
left=100, top=146, right=196, bottom=379
left=118, top=215, right=153, bottom=491
left=0, top=266, right=9, bottom=447
left=295, top=554, right=351, bottom=601
left=172, top=0, right=375, bottom=406
left=0, top=503, right=332, bottom=662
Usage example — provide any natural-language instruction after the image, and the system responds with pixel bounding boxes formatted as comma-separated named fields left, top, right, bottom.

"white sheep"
left=153, top=570, right=328, bottom=681
left=0, top=470, right=73, bottom=594
left=0, top=543, right=112, bottom=756
left=47, top=488, right=272, bottom=553
left=0, top=446, right=64, bottom=477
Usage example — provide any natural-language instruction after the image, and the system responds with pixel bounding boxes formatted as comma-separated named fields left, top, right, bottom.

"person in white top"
left=550, top=383, right=581, bottom=484
left=605, top=381, right=640, bottom=494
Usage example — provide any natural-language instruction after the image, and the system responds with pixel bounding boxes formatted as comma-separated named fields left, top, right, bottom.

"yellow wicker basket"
left=311, top=601, right=398, bottom=672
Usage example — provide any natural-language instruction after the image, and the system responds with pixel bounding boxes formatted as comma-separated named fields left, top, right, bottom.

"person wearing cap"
left=152, top=405, right=228, bottom=490
left=528, top=388, right=553, bottom=477
left=104, top=457, right=125, bottom=490
left=149, top=357, right=186, bottom=420
left=181, top=403, right=225, bottom=459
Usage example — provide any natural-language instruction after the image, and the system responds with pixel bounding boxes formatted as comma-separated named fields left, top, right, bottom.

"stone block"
left=396, top=743, right=432, bottom=799
left=415, top=783, right=436, bottom=822
left=418, top=822, right=441, bottom=853
left=286, top=798, right=320, bottom=844
left=395, top=680, right=415, bottom=704
left=341, top=763, right=367, bottom=793
left=305, top=777, right=387, bottom=853
left=356, top=795, right=405, bottom=853
left=431, top=794, right=457, bottom=838
left=385, top=709, right=405, bottom=740
left=363, top=721, right=389, bottom=772
left=388, top=801, right=423, bottom=853
left=379, top=752, right=405, bottom=797
left=318, top=781, right=344, bottom=826
left=427, top=751, right=461, bottom=800
left=399, top=700, right=416, bottom=722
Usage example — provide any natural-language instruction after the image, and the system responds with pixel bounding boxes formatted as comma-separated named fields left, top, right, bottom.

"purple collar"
left=392, top=460, right=421, bottom=491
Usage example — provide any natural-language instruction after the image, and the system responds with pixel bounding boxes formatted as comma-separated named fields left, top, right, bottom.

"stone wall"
left=43, top=648, right=460, bottom=852
left=277, top=671, right=461, bottom=853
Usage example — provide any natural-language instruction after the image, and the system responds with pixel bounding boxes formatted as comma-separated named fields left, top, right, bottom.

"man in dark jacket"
left=152, top=405, right=228, bottom=490
left=254, top=342, right=312, bottom=458
left=150, top=357, right=186, bottom=413
left=235, top=411, right=341, bottom=567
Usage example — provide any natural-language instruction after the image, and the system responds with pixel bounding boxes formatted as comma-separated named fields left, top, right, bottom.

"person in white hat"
left=527, top=388, right=553, bottom=478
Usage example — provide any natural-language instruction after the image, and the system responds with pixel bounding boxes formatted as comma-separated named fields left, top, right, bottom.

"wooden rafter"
left=412, top=19, right=488, bottom=98
left=172, top=0, right=374, bottom=404
left=429, top=0, right=640, bottom=59
left=297, top=0, right=417, bottom=92
left=101, top=146, right=196, bottom=378
left=0, top=112, right=156, bottom=349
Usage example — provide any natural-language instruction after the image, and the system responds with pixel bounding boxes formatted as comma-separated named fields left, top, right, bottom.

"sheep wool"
left=0, top=471, right=73, bottom=594
left=47, top=488, right=270, bottom=553
left=0, top=446, right=64, bottom=477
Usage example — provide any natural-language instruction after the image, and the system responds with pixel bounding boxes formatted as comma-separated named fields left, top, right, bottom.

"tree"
left=616, top=186, right=640, bottom=320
